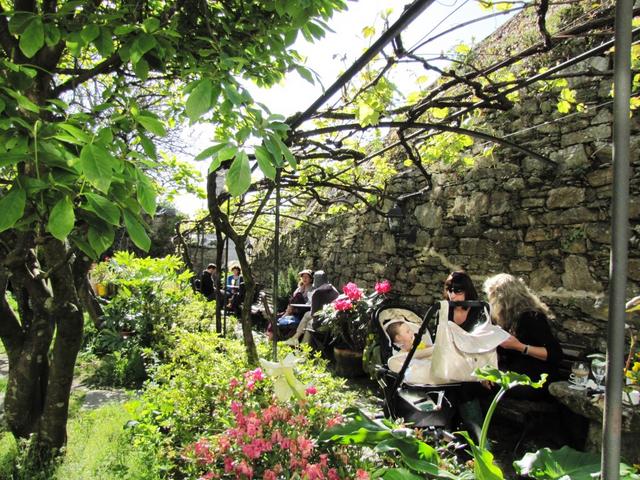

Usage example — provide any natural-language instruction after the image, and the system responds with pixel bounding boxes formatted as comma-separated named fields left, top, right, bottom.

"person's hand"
left=500, top=334, right=523, bottom=351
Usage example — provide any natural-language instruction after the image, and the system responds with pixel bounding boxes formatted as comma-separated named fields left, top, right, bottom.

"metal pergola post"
left=272, top=171, right=281, bottom=360
left=602, top=0, right=633, bottom=477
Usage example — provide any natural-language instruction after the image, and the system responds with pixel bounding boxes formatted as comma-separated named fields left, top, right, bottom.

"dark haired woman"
left=441, top=270, right=489, bottom=444
left=484, top=273, right=563, bottom=400
left=442, top=271, right=485, bottom=332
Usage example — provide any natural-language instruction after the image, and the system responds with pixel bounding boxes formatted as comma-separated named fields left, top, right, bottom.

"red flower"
left=374, top=279, right=391, bottom=294
left=305, top=386, right=317, bottom=395
left=356, top=469, right=370, bottom=480
left=333, top=298, right=353, bottom=311
left=342, top=282, right=363, bottom=301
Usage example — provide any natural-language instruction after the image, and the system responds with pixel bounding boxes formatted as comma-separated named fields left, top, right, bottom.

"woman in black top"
left=442, top=271, right=485, bottom=332
left=484, top=273, right=563, bottom=399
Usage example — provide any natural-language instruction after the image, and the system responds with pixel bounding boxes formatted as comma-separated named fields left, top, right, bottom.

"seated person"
left=386, top=319, right=436, bottom=385
left=284, top=270, right=339, bottom=346
left=225, top=265, right=244, bottom=313
left=270, top=269, right=314, bottom=339
left=484, top=273, right=563, bottom=400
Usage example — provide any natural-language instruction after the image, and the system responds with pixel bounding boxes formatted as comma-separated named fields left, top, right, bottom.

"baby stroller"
left=372, top=300, right=492, bottom=431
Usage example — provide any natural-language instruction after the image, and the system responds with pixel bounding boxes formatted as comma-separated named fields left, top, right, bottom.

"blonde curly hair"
left=483, top=273, right=552, bottom=332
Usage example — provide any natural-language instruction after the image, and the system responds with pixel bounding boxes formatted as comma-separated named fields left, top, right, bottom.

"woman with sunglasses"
left=484, top=273, right=563, bottom=399
left=442, top=271, right=485, bottom=332
left=441, top=270, right=489, bottom=443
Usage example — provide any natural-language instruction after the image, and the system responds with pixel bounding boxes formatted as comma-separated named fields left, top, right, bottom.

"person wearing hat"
left=284, top=270, right=339, bottom=346
left=269, top=269, right=315, bottom=340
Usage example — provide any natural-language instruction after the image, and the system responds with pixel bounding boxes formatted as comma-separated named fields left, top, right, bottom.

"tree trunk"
left=0, top=236, right=86, bottom=461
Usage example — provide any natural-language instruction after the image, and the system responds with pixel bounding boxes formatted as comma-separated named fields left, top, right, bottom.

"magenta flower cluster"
left=183, top=367, right=367, bottom=480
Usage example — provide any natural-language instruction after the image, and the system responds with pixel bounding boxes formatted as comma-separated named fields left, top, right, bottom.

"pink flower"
left=229, top=378, right=240, bottom=389
left=333, top=298, right=353, bottom=311
left=374, top=279, right=391, bottom=294
left=305, top=386, right=317, bottom=395
left=356, top=469, right=370, bottom=480
left=245, top=367, right=265, bottom=382
left=263, top=470, right=277, bottom=480
left=223, top=456, right=234, bottom=473
left=327, top=469, right=340, bottom=480
left=231, top=401, right=243, bottom=415
left=342, top=282, right=363, bottom=301
left=326, top=414, right=344, bottom=428
left=303, top=463, right=324, bottom=480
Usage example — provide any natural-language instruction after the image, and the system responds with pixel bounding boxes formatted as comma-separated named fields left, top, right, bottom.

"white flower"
left=259, top=353, right=306, bottom=402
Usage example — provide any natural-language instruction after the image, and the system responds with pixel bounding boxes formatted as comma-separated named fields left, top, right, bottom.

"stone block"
left=509, top=259, right=533, bottom=272
left=489, top=191, right=511, bottom=215
left=588, top=56, right=610, bottom=72
left=529, top=265, right=561, bottom=290
left=459, top=238, right=489, bottom=255
left=584, top=224, right=610, bottom=244
left=525, top=227, right=559, bottom=241
left=587, top=167, right=612, bottom=187
left=453, top=224, right=483, bottom=237
left=630, top=196, right=640, bottom=219
left=591, top=107, right=613, bottom=125
left=487, top=216, right=504, bottom=226
left=512, top=211, right=534, bottom=227
left=448, top=196, right=467, bottom=217
left=541, top=207, right=598, bottom=225
left=415, top=203, right=443, bottom=229
left=484, top=228, right=518, bottom=241
left=547, top=187, right=585, bottom=209
left=629, top=259, right=640, bottom=282
left=522, top=198, right=546, bottom=208
left=466, top=192, right=489, bottom=216
left=504, top=177, right=526, bottom=192
left=561, top=255, right=601, bottom=291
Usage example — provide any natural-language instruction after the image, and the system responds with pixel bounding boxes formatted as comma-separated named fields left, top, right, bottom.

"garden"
left=0, top=0, right=638, bottom=478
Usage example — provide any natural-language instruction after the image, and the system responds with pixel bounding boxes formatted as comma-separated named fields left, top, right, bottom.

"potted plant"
left=316, top=280, right=391, bottom=377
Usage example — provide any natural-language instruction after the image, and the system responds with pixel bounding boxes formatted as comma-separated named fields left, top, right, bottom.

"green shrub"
left=127, top=333, right=359, bottom=476
left=82, top=252, right=217, bottom=388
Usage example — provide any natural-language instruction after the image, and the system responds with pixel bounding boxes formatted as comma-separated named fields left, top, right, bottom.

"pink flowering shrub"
left=316, top=280, right=392, bottom=351
left=182, top=367, right=368, bottom=479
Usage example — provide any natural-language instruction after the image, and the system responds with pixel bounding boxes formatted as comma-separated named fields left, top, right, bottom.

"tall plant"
left=0, top=0, right=346, bottom=461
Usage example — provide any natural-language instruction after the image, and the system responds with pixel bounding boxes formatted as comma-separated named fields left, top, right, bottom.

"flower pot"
left=95, top=283, right=108, bottom=297
left=333, top=347, right=365, bottom=378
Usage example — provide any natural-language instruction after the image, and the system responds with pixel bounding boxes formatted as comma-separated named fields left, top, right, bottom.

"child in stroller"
left=373, top=301, right=497, bottom=440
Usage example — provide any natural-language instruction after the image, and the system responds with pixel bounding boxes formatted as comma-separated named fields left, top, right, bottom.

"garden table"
left=290, top=304, right=311, bottom=310
left=548, top=381, right=640, bottom=463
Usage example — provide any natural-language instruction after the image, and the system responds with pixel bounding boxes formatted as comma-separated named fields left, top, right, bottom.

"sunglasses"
left=447, top=286, right=465, bottom=294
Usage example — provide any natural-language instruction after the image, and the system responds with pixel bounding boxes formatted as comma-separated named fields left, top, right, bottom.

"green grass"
left=0, top=399, right=154, bottom=480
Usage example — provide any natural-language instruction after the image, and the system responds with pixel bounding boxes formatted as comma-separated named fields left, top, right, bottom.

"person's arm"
left=500, top=312, right=562, bottom=363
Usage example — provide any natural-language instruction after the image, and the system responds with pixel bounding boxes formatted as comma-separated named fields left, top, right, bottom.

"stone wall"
left=251, top=52, right=639, bottom=353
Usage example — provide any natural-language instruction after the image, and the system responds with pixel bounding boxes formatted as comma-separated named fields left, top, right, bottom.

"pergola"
left=207, top=1, right=636, bottom=476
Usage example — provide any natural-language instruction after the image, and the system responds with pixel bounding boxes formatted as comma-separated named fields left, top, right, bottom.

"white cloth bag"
left=430, top=300, right=510, bottom=383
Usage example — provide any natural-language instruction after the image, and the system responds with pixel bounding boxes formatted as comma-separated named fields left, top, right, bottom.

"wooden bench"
left=250, top=288, right=274, bottom=328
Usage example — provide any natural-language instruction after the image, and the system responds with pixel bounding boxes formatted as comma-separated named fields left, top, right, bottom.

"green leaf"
left=185, top=79, right=217, bottom=122
left=0, top=187, right=26, bottom=233
left=19, top=17, right=44, bottom=58
left=264, top=136, right=282, bottom=166
left=295, top=65, right=314, bottom=84
left=88, top=223, right=114, bottom=256
left=226, top=150, right=251, bottom=196
left=94, top=27, right=114, bottom=57
left=136, top=174, right=156, bottom=215
left=136, top=114, right=165, bottom=136
left=130, top=33, right=156, bottom=64
left=79, top=144, right=115, bottom=193
left=44, top=24, right=61, bottom=47
left=80, top=24, right=100, bottom=43
left=142, top=17, right=161, bottom=33
left=123, top=210, right=150, bottom=251
left=381, top=468, right=424, bottom=480
left=138, top=133, right=157, bottom=158
left=194, top=143, right=226, bottom=161
left=8, top=12, right=33, bottom=35
left=71, top=236, right=97, bottom=259
left=133, top=58, right=149, bottom=81
left=47, top=196, right=75, bottom=240
left=83, top=193, right=120, bottom=225
left=254, top=146, right=276, bottom=180
left=514, top=446, right=601, bottom=480
left=217, top=145, right=238, bottom=162
left=58, top=123, right=92, bottom=144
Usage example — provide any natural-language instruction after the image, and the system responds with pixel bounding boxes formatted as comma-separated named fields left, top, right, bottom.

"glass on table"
left=569, top=361, right=589, bottom=390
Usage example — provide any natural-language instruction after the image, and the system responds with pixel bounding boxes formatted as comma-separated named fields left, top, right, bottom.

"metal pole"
left=603, top=1, right=632, bottom=478
left=223, top=201, right=230, bottom=337
left=288, top=0, right=436, bottom=131
left=272, top=171, right=281, bottom=360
